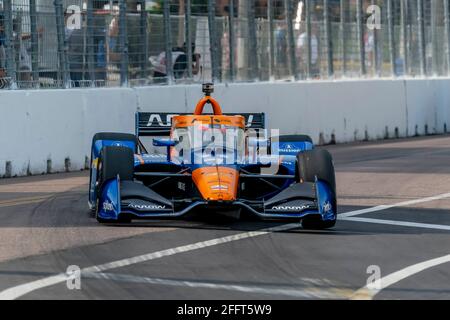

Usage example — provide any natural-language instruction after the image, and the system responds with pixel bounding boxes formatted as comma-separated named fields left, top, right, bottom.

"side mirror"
left=153, top=138, right=178, bottom=147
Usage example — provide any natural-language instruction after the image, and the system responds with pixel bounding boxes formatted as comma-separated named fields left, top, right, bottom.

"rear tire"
left=296, top=149, right=337, bottom=230
left=279, top=134, right=313, bottom=144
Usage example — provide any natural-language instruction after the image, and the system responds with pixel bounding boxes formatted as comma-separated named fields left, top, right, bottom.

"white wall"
left=1, top=78, right=449, bottom=177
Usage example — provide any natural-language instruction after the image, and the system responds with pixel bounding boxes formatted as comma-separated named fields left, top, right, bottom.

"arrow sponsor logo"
left=271, top=204, right=311, bottom=212
left=128, top=203, right=166, bottom=211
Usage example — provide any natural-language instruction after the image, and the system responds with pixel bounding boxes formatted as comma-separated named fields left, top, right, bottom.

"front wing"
left=97, top=177, right=336, bottom=222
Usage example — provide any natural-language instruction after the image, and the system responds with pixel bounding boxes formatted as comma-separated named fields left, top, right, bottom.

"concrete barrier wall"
left=1, top=78, right=449, bottom=177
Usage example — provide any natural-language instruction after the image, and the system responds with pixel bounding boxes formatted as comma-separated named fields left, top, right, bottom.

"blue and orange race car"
left=88, top=84, right=337, bottom=229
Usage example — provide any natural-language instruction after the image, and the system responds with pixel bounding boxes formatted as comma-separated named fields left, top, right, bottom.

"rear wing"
left=136, top=112, right=266, bottom=137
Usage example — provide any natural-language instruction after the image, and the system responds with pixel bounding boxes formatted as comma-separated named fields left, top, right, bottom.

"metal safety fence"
left=0, top=0, right=450, bottom=89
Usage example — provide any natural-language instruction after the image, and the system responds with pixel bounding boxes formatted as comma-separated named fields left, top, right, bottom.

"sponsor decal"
left=146, top=114, right=178, bottom=127
left=102, top=201, right=114, bottom=212
left=91, top=158, right=99, bottom=169
left=128, top=203, right=166, bottom=211
left=279, top=143, right=303, bottom=154
left=143, top=113, right=259, bottom=128
left=323, top=201, right=333, bottom=213
left=271, top=204, right=310, bottom=212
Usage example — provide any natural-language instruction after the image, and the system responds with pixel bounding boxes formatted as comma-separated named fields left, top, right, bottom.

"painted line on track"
left=339, top=192, right=450, bottom=218
left=1, top=192, right=450, bottom=300
left=0, top=223, right=299, bottom=300
left=84, top=272, right=354, bottom=299
left=341, top=217, right=450, bottom=231
left=351, top=254, right=450, bottom=300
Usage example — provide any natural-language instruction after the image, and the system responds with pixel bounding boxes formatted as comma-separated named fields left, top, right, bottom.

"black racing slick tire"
left=278, top=134, right=313, bottom=144
left=296, top=149, right=337, bottom=230
left=96, top=146, right=134, bottom=224
left=301, top=216, right=336, bottom=230
left=296, top=149, right=336, bottom=196
left=89, top=132, right=137, bottom=214
left=99, top=145, right=134, bottom=184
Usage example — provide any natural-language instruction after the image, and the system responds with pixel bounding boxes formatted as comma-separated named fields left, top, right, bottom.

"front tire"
left=89, top=132, right=137, bottom=213
left=96, top=146, right=134, bottom=224
left=301, top=215, right=336, bottom=230
left=296, top=149, right=337, bottom=230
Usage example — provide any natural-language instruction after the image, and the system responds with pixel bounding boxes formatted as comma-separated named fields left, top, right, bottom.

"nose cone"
left=192, top=167, right=239, bottom=201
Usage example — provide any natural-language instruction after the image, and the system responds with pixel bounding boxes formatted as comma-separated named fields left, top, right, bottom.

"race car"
left=88, top=83, right=337, bottom=229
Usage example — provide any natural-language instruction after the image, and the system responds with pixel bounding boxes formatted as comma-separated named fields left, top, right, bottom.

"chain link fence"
left=0, top=0, right=449, bottom=89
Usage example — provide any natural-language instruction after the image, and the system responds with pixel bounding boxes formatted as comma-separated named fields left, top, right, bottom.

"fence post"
left=184, top=0, right=192, bottom=80
left=4, top=0, right=16, bottom=89
left=400, top=0, right=409, bottom=75
left=247, top=0, right=258, bottom=80
left=305, top=0, right=312, bottom=78
left=323, top=0, right=333, bottom=78
left=356, top=0, right=366, bottom=76
left=285, top=0, right=298, bottom=80
left=228, top=0, right=236, bottom=81
left=163, top=0, right=173, bottom=84
left=54, top=0, right=69, bottom=88
left=369, top=0, right=379, bottom=76
left=430, top=0, right=438, bottom=76
left=119, top=0, right=129, bottom=86
left=417, top=0, right=426, bottom=76
left=30, top=0, right=39, bottom=86
left=445, top=0, right=450, bottom=76
left=387, top=0, right=395, bottom=76
left=86, top=0, right=95, bottom=84
left=340, top=0, right=347, bottom=76
left=140, top=0, right=149, bottom=80
left=208, top=0, right=219, bottom=82
left=267, top=0, right=274, bottom=80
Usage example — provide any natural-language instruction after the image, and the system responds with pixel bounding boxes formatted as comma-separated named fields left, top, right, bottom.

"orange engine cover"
left=192, top=167, right=239, bottom=201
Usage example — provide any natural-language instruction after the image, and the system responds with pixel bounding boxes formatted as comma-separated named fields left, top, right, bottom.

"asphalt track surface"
left=0, top=136, right=449, bottom=300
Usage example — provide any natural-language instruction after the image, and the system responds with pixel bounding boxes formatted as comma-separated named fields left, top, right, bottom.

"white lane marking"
left=2, top=191, right=450, bottom=300
left=341, top=217, right=450, bottom=231
left=340, top=192, right=450, bottom=218
left=85, top=272, right=353, bottom=299
left=0, top=223, right=299, bottom=300
left=351, top=254, right=450, bottom=300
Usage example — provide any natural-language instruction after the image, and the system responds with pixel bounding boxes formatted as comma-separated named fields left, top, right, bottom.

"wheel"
left=96, top=146, right=134, bottom=224
left=278, top=134, right=313, bottom=144
left=296, top=149, right=337, bottom=230
left=99, top=146, right=134, bottom=184
left=301, top=216, right=336, bottom=230
left=89, top=132, right=137, bottom=213
left=296, top=149, right=336, bottom=196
